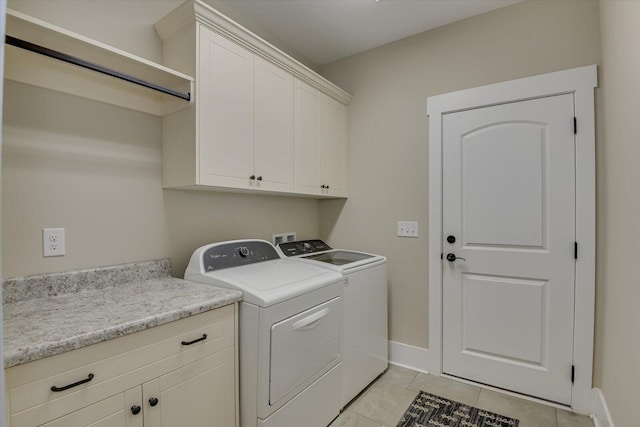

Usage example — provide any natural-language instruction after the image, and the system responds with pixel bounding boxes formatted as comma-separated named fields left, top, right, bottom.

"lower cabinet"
left=142, top=348, right=235, bottom=427
left=5, top=305, right=237, bottom=427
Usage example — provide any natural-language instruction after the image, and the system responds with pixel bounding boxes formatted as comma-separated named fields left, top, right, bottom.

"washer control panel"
left=278, top=239, right=332, bottom=257
left=203, top=240, right=280, bottom=271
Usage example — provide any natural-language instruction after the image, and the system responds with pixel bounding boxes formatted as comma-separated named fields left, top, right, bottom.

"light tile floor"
left=330, top=366, right=594, bottom=427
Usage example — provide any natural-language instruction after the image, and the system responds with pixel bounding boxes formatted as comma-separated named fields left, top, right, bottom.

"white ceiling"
left=217, top=0, right=523, bottom=66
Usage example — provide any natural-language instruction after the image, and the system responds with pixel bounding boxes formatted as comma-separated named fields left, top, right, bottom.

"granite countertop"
left=2, top=259, right=242, bottom=368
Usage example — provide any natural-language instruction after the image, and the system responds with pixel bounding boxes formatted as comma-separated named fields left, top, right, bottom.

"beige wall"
left=593, top=1, right=640, bottom=425
left=2, top=0, right=320, bottom=278
left=319, top=0, right=601, bottom=348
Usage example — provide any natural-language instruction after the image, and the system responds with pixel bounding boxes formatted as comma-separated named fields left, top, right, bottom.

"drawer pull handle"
left=131, top=405, right=142, bottom=415
left=181, top=333, right=207, bottom=346
left=50, top=373, right=94, bottom=392
left=149, top=397, right=159, bottom=407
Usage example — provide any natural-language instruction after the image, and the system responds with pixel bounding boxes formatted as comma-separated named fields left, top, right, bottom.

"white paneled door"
left=442, top=94, right=576, bottom=405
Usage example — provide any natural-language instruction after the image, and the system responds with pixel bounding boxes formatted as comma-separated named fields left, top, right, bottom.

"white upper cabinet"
left=254, top=57, right=294, bottom=192
left=294, top=82, right=348, bottom=197
left=198, top=27, right=255, bottom=189
left=325, top=97, right=349, bottom=197
left=294, top=80, right=325, bottom=195
left=156, top=0, right=350, bottom=198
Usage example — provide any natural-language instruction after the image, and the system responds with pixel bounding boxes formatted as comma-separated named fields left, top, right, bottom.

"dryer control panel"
left=278, top=240, right=332, bottom=257
left=203, top=240, right=280, bottom=271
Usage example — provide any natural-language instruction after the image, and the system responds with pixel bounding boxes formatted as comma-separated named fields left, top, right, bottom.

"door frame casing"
left=426, top=65, right=597, bottom=414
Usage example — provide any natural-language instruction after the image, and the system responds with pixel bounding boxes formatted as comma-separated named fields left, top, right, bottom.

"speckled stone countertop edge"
left=3, top=292, right=241, bottom=368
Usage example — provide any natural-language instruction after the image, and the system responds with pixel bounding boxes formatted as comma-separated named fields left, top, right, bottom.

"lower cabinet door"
left=39, top=387, right=142, bottom=427
left=143, top=347, right=235, bottom=427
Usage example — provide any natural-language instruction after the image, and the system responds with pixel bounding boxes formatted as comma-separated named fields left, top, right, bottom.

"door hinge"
left=574, top=242, right=578, bottom=259
left=574, top=117, right=577, bottom=134
left=571, top=365, right=575, bottom=383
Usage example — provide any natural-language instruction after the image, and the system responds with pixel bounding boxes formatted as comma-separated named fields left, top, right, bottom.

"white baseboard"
left=388, top=340, right=437, bottom=374
left=591, top=388, right=614, bottom=427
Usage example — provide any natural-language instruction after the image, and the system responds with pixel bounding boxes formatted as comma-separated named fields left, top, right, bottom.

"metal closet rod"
left=5, top=35, right=191, bottom=101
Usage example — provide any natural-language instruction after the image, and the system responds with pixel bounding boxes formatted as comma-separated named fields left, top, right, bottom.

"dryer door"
left=269, top=297, right=341, bottom=406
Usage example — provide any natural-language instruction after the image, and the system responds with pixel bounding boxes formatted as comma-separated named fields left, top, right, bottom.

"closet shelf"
left=4, top=9, right=194, bottom=116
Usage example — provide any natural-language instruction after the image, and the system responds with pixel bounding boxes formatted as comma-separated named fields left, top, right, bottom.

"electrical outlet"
left=272, top=232, right=297, bottom=246
left=43, top=228, right=65, bottom=257
left=397, top=221, right=419, bottom=238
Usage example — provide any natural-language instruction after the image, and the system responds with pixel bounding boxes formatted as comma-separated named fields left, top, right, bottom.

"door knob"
left=446, top=253, right=466, bottom=262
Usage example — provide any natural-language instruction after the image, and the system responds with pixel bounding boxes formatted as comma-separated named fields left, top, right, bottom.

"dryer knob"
left=239, top=247, right=250, bottom=258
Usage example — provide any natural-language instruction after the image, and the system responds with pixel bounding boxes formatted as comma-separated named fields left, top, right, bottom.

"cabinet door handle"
left=257, top=176, right=263, bottom=181
left=321, top=185, right=326, bottom=189
left=149, top=397, right=159, bottom=407
left=131, top=405, right=142, bottom=415
left=181, top=333, right=207, bottom=346
left=249, top=175, right=256, bottom=180
left=50, top=373, right=94, bottom=392
left=326, top=185, right=330, bottom=189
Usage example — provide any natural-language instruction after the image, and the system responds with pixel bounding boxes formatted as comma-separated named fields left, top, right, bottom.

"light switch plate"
left=43, top=228, right=65, bottom=257
left=397, top=221, right=419, bottom=238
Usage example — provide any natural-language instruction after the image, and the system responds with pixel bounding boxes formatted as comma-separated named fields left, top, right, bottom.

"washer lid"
left=185, top=258, right=343, bottom=307
left=305, top=250, right=375, bottom=266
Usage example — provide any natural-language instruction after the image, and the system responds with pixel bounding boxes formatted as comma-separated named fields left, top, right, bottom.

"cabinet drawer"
left=39, top=386, right=142, bottom=427
left=6, top=304, right=235, bottom=427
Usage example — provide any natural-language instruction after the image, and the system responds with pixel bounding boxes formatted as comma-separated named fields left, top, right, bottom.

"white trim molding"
left=426, top=65, right=598, bottom=414
left=591, top=388, right=614, bottom=427
left=388, top=341, right=436, bottom=374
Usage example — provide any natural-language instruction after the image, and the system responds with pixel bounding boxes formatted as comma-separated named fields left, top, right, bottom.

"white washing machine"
left=184, top=239, right=345, bottom=427
left=276, top=240, right=388, bottom=408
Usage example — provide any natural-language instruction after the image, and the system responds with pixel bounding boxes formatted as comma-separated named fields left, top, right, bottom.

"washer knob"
left=239, top=247, right=249, bottom=257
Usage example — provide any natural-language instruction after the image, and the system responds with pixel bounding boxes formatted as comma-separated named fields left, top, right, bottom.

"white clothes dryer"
left=185, top=239, right=344, bottom=427
left=276, top=240, right=388, bottom=408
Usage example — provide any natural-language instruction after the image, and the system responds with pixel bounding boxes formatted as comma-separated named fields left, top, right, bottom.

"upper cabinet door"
left=198, top=25, right=254, bottom=188
left=325, top=97, right=348, bottom=197
left=294, top=80, right=325, bottom=195
left=254, top=57, right=294, bottom=192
